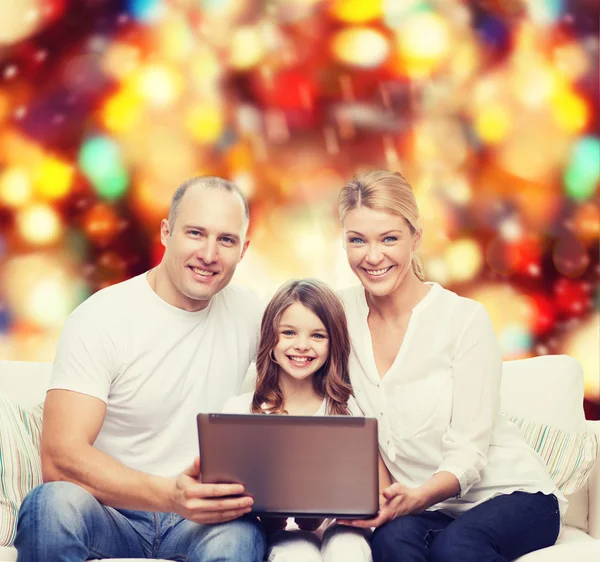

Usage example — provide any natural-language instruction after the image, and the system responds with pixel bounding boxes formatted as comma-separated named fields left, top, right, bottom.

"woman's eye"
left=349, top=237, right=364, bottom=244
left=383, top=236, right=397, bottom=243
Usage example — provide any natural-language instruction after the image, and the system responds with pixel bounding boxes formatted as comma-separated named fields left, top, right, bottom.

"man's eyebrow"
left=183, top=225, right=240, bottom=241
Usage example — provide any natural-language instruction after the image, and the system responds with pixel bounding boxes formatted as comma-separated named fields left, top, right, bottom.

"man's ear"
left=412, top=228, right=423, bottom=252
left=239, top=239, right=250, bottom=262
left=160, top=219, right=171, bottom=247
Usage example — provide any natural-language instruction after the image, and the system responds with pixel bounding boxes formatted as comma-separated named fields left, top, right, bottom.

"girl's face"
left=273, top=301, right=329, bottom=382
left=343, top=206, right=420, bottom=297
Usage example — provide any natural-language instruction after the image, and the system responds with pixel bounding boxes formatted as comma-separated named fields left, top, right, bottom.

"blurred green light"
left=78, top=136, right=129, bottom=201
left=564, top=136, right=600, bottom=201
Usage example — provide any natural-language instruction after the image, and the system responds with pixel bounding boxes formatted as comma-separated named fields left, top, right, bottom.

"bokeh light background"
left=0, top=0, right=598, bottom=417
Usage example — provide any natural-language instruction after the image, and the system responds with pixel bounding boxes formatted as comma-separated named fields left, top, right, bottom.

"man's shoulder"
left=213, top=284, right=263, bottom=315
left=70, top=274, right=146, bottom=323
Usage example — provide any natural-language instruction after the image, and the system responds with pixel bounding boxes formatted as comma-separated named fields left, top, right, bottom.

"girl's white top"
left=338, top=282, right=566, bottom=518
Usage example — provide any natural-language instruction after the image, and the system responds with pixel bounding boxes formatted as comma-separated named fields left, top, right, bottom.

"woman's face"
left=343, top=206, right=420, bottom=297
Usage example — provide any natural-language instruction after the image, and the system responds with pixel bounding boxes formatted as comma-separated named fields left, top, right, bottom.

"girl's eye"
left=281, top=330, right=295, bottom=336
left=313, top=333, right=327, bottom=339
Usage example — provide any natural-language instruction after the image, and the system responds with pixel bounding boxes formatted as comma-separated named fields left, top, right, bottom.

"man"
left=16, top=177, right=266, bottom=562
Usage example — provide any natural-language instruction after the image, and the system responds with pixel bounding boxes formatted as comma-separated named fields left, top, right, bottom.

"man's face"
left=161, top=186, right=249, bottom=311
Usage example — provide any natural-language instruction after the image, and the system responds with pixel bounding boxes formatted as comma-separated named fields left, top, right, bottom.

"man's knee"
left=20, top=481, right=97, bottom=524
left=199, top=516, right=266, bottom=562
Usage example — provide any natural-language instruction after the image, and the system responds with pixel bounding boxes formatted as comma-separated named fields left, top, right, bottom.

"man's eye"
left=221, top=237, right=235, bottom=244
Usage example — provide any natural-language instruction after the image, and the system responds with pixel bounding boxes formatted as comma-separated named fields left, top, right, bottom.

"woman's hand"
left=339, top=483, right=426, bottom=529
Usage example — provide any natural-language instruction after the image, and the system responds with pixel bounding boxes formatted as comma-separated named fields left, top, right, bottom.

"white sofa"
left=0, top=355, right=598, bottom=562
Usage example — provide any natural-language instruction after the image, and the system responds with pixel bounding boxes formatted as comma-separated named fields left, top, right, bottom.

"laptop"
left=197, top=413, right=379, bottom=518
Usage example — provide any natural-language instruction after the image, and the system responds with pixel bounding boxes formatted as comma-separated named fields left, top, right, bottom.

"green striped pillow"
left=0, top=396, right=43, bottom=547
left=507, top=415, right=599, bottom=495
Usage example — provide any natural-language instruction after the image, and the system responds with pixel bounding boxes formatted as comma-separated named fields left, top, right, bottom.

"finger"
left=184, top=482, right=246, bottom=499
left=184, top=495, right=253, bottom=513
left=183, top=457, right=201, bottom=478
left=189, top=507, right=252, bottom=525
left=383, top=485, right=403, bottom=500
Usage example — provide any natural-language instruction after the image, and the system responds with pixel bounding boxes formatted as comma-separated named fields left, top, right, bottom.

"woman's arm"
left=344, top=304, right=502, bottom=528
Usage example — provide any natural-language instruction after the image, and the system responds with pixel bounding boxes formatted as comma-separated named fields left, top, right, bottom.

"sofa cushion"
left=0, top=361, right=52, bottom=411
left=0, top=395, right=43, bottom=546
left=500, top=356, right=586, bottom=432
left=513, top=526, right=600, bottom=561
left=506, top=416, right=598, bottom=495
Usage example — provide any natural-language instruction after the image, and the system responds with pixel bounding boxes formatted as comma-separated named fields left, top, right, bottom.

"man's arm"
left=42, top=389, right=254, bottom=522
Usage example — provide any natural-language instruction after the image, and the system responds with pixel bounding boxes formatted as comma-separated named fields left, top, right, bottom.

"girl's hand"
left=261, top=516, right=288, bottom=534
left=296, top=517, right=324, bottom=531
left=339, top=483, right=425, bottom=529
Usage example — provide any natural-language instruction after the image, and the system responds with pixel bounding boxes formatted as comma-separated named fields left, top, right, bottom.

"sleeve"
left=49, top=304, right=123, bottom=404
left=434, top=303, right=503, bottom=496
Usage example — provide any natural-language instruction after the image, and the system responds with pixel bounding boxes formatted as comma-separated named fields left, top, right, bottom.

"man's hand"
left=260, top=516, right=288, bottom=535
left=339, top=483, right=425, bottom=529
left=296, top=517, right=324, bottom=531
left=169, top=457, right=254, bottom=524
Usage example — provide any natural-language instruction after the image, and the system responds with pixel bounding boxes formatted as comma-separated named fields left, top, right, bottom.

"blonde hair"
left=338, top=170, right=425, bottom=281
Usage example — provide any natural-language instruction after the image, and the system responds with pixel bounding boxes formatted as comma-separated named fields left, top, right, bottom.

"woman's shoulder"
left=336, top=285, right=364, bottom=312
left=430, top=283, right=488, bottom=317
left=222, top=392, right=254, bottom=414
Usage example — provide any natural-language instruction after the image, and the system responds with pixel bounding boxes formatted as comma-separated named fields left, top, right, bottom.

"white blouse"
left=339, top=283, right=566, bottom=517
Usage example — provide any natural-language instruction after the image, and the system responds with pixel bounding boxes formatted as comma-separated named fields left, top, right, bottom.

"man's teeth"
left=192, top=267, right=215, bottom=277
left=365, top=266, right=392, bottom=276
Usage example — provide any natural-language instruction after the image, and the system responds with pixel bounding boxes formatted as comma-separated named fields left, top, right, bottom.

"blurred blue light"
left=128, top=0, right=163, bottom=22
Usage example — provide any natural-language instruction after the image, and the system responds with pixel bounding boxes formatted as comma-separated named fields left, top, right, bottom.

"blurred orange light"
left=102, top=42, right=140, bottom=81
left=35, top=156, right=74, bottom=200
left=185, top=103, right=224, bottom=143
left=17, top=203, right=63, bottom=245
left=134, top=64, right=183, bottom=107
left=330, top=0, right=383, bottom=23
left=103, top=89, right=142, bottom=134
left=394, top=12, right=450, bottom=77
left=474, top=104, right=511, bottom=144
left=551, top=89, right=589, bottom=133
left=229, top=26, right=266, bottom=70
left=331, top=26, right=389, bottom=69
left=0, top=167, right=32, bottom=208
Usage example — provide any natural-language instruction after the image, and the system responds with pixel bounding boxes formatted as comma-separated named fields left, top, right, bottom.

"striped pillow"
left=507, top=415, right=599, bottom=495
left=0, top=396, right=43, bottom=547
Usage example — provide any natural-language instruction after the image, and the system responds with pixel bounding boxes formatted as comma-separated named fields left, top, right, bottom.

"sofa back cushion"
left=0, top=361, right=52, bottom=411
left=500, top=355, right=586, bottom=432
left=501, top=355, right=592, bottom=532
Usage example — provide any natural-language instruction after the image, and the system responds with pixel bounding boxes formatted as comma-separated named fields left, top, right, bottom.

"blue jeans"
left=15, top=482, right=266, bottom=562
left=371, top=492, right=560, bottom=562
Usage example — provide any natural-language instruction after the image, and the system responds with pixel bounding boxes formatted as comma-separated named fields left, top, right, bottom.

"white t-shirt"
left=223, top=392, right=363, bottom=417
left=49, top=272, right=263, bottom=477
left=338, top=282, right=567, bottom=517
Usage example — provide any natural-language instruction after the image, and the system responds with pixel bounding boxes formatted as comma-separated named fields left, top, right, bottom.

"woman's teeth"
left=365, top=266, right=392, bottom=277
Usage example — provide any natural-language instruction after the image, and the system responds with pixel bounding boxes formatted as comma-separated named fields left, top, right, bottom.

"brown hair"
left=252, top=279, right=353, bottom=416
left=338, top=170, right=425, bottom=281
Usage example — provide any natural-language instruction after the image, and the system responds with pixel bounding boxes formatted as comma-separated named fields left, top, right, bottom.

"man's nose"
left=197, top=239, right=218, bottom=264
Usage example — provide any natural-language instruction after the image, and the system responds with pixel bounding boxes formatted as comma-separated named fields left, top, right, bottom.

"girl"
left=336, top=170, right=565, bottom=562
left=224, top=278, right=387, bottom=562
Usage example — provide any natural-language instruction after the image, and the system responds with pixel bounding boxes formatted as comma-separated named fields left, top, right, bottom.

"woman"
left=336, top=170, right=565, bottom=562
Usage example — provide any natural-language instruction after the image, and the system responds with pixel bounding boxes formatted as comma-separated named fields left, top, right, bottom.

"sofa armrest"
left=586, top=420, right=600, bottom=539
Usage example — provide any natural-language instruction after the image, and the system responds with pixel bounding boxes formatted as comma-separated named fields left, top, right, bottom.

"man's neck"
left=148, top=265, right=210, bottom=313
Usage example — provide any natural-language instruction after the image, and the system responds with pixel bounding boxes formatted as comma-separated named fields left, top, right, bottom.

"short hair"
left=168, top=176, right=250, bottom=231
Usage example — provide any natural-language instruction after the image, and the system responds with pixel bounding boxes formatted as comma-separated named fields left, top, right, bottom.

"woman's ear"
left=412, top=228, right=423, bottom=252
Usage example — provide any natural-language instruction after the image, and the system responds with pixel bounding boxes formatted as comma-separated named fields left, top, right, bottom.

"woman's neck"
left=366, top=271, right=430, bottom=321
